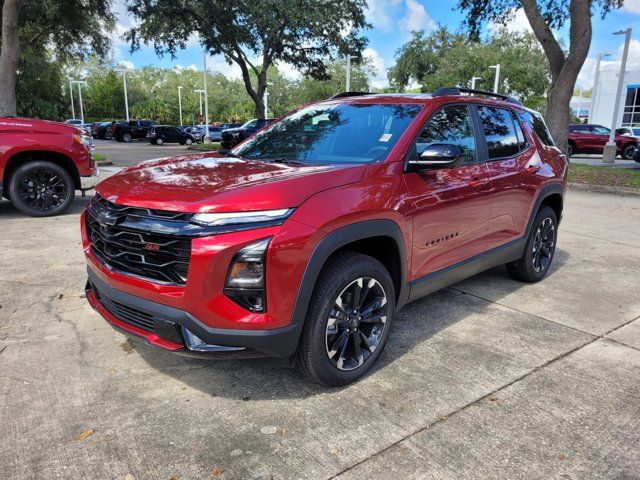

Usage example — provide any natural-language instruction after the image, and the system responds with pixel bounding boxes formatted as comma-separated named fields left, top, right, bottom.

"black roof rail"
left=432, top=87, right=522, bottom=106
left=331, top=91, right=373, bottom=99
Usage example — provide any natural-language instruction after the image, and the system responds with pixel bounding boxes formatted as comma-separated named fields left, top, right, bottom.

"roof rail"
left=331, top=91, right=373, bottom=99
left=432, top=87, right=522, bottom=106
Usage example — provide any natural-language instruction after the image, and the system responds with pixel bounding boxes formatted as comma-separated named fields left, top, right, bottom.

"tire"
left=8, top=161, right=75, bottom=217
left=622, top=143, right=637, bottom=160
left=567, top=141, right=576, bottom=157
left=156, top=138, right=163, bottom=145
left=122, top=132, right=132, bottom=143
left=296, top=252, right=395, bottom=386
left=185, top=138, right=193, bottom=146
left=506, top=205, right=558, bottom=283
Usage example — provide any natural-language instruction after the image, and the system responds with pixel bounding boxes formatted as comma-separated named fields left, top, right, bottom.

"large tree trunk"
left=0, top=0, right=22, bottom=116
left=521, top=0, right=592, bottom=154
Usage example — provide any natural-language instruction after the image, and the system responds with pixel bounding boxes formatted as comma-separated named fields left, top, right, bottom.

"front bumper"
left=86, top=267, right=302, bottom=358
left=80, top=170, right=100, bottom=191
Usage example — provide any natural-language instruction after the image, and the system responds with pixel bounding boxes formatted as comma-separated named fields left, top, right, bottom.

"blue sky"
left=112, top=0, right=640, bottom=91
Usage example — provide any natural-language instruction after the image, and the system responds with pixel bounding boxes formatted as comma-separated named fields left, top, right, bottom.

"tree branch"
left=520, top=0, right=565, bottom=79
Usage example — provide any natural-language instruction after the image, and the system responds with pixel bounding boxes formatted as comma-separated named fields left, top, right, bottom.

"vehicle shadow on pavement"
left=0, top=195, right=91, bottom=218
left=133, top=248, right=570, bottom=400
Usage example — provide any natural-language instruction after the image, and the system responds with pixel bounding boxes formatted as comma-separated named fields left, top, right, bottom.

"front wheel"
left=296, top=252, right=395, bottom=386
left=185, top=138, right=193, bottom=146
left=506, top=206, right=558, bottom=283
left=122, top=132, right=132, bottom=143
left=567, top=142, right=576, bottom=157
left=8, top=161, right=75, bottom=217
left=622, top=143, right=637, bottom=160
left=156, top=138, right=163, bottom=145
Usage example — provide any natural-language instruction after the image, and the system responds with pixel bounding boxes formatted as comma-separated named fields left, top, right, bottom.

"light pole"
left=115, top=68, right=133, bottom=122
left=603, top=28, right=632, bottom=164
left=345, top=54, right=356, bottom=92
left=69, top=80, right=75, bottom=119
left=70, top=80, right=88, bottom=124
left=194, top=89, right=205, bottom=117
left=264, top=81, right=274, bottom=118
left=471, top=76, right=482, bottom=89
left=489, top=64, right=501, bottom=93
left=178, top=86, right=183, bottom=126
left=589, top=53, right=611, bottom=123
left=203, top=51, right=210, bottom=142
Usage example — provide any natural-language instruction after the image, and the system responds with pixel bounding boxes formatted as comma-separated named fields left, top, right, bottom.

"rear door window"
left=477, top=106, right=520, bottom=159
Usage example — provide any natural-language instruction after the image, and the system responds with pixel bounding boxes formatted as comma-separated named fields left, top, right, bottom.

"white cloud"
left=117, top=60, right=135, bottom=70
left=398, top=0, right=436, bottom=33
left=488, top=8, right=532, bottom=34
left=622, top=0, right=640, bottom=14
left=577, top=38, right=640, bottom=89
left=363, top=47, right=388, bottom=88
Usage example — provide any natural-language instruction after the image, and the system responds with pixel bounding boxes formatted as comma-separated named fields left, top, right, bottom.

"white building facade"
left=588, top=68, right=640, bottom=127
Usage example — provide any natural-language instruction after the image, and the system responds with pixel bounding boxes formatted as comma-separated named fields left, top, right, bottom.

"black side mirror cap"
left=407, top=144, right=466, bottom=171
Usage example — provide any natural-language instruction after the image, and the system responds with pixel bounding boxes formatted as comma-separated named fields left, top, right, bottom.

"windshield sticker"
left=379, top=133, right=392, bottom=142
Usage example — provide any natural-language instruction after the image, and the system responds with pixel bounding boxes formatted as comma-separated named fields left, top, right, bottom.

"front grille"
left=94, top=287, right=155, bottom=332
left=85, top=195, right=192, bottom=285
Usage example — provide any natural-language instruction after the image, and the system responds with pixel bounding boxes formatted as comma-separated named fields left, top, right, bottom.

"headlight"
left=192, top=208, right=293, bottom=227
left=74, top=133, right=93, bottom=151
left=224, top=238, right=271, bottom=312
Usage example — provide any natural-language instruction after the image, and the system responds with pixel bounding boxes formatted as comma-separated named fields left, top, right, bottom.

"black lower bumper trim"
left=87, top=267, right=302, bottom=358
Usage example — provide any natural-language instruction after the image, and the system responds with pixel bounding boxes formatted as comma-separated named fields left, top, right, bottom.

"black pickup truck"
left=110, top=120, right=158, bottom=143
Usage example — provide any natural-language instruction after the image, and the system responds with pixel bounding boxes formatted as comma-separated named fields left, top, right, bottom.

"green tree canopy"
left=125, top=0, right=370, bottom=119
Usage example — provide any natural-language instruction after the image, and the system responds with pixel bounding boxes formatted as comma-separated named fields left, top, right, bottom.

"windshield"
left=232, top=103, right=422, bottom=164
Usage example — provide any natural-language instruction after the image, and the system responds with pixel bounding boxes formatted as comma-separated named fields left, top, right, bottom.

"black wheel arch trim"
left=288, top=220, right=409, bottom=329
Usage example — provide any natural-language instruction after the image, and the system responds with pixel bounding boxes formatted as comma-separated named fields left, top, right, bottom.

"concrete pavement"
left=1, top=188, right=639, bottom=479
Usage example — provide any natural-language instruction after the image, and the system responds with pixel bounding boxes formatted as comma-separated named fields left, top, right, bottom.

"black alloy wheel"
left=8, top=161, right=75, bottom=217
left=622, top=144, right=637, bottom=160
left=506, top=205, right=558, bottom=283
left=532, top=217, right=555, bottom=273
left=567, top=142, right=575, bottom=156
left=325, top=277, right=388, bottom=371
left=297, top=252, right=395, bottom=386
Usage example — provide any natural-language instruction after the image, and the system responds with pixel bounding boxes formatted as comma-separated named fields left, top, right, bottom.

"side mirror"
left=408, top=144, right=466, bottom=171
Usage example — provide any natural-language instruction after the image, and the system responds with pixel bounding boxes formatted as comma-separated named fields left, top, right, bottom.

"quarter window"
left=478, top=106, right=520, bottom=159
left=415, top=105, right=477, bottom=164
left=520, top=111, right=555, bottom=146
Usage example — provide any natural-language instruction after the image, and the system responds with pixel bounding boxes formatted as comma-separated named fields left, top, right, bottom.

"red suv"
left=82, top=88, right=567, bottom=385
left=568, top=123, right=638, bottom=159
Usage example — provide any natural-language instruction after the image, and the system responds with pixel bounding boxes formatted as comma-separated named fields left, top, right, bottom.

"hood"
left=0, top=117, right=81, bottom=135
left=96, top=152, right=365, bottom=213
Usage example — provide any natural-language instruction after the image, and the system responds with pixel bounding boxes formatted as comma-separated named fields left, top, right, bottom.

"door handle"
left=525, top=165, right=541, bottom=174
left=469, top=178, right=490, bottom=189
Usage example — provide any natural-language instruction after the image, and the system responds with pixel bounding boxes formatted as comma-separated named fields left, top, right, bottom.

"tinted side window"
left=512, top=113, right=527, bottom=150
left=518, top=111, right=555, bottom=146
left=415, top=105, right=477, bottom=164
left=478, top=107, right=519, bottom=159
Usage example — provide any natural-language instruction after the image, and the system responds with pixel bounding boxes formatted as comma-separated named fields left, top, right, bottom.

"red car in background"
left=568, top=124, right=638, bottom=159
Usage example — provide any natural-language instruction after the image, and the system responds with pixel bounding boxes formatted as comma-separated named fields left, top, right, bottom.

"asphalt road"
left=93, top=139, right=194, bottom=167
left=1, top=187, right=639, bottom=479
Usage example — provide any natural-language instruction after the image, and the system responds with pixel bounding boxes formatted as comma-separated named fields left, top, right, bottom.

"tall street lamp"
left=202, top=50, right=210, bottom=142
left=345, top=54, right=356, bottom=92
left=115, top=67, right=134, bottom=122
left=603, top=28, right=632, bottom=164
left=489, top=64, right=501, bottom=93
left=177, top=86, right=183, bottom=126
left=589, top=52, right=611, bottom=123
left=471, top=76, right=482, bottom=89
left=68, top=80, right=75, bottom=119
left=264, top=81, right=274, bottom=118
left=70, top=80, right=88, bottom=124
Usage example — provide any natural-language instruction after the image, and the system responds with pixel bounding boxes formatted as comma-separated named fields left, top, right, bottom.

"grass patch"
left=187, top=142, right=222, bottom=152
left=93, top=153, right=108, bottom=163
left=569, top=163, right=640, bottom=189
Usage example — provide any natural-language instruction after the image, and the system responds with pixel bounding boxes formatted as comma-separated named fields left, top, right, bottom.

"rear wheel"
left=8, top=161, right=75, bottom=217
left=185, top=138, right=193, bottom=146
left=506, top=206, right=558, bottom=283
left=622, top=143, right=637, bottom=160
left=156, top=138, right=163, bottom=145
left=122, top=132, right=132, bottom=143
left=567, top=141, right=576, bottom=157
left=296, top=252, right=395, bottom=386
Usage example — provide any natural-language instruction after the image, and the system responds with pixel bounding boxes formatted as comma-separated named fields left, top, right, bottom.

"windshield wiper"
left=259, top=157, right=309, bottom=166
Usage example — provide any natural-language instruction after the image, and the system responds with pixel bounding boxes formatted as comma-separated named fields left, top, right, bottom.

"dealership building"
left=572, top=67, right=640, bottom=127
